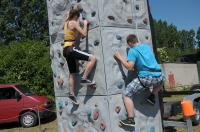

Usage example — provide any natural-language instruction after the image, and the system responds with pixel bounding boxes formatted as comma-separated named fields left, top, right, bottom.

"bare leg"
left=82, top=55, right=96, bottom=79
left=69, top=74, right=75, bottom=96
left=123, top=95, right=135, bottom=117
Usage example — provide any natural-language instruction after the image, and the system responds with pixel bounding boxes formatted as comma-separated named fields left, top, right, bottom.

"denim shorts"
left=122, top=75, right=165, bottom=97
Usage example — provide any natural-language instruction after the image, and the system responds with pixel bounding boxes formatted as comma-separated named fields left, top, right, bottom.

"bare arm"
left=73, top=20, right=88, bottom=37
left=64, top=22, right=67, bottom=34
left=114, top=51, right=134, bottom=71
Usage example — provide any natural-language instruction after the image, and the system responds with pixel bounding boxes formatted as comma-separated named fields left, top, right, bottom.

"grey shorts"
left=123, top=75, right=165, bottom=97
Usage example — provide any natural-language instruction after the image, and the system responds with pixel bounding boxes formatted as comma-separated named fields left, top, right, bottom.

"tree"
left=153, top=19, right=198, bottom=62
left=154, top=20, right=180, bottom=48
left=0, top=0, right=48, bottom=44
left=196, top=27, right=200, bottom=49
left=188, top=29, right=195, bottom=49
left=0, top=41, right=53, bottom=96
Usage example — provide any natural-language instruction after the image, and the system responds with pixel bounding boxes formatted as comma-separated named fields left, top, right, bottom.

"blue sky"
left=149, top=0, right=200, bottom=31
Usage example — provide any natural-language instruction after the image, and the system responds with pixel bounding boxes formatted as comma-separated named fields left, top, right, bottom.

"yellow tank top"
left=64, top=22, right=78, bottom=47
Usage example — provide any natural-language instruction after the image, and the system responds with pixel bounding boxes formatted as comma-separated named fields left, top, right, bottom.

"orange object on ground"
left=181, top=100, right=196, bottom=117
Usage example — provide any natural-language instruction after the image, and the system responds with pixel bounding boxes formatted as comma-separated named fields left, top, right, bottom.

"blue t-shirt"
left=127, top=43, right=161, bottom=77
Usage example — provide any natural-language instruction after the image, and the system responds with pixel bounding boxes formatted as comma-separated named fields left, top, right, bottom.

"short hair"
left=126, top=34, right=138, bottom=44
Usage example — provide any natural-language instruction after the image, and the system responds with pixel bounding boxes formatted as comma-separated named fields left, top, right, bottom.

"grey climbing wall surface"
left=47, top=0, right=163, bottom=131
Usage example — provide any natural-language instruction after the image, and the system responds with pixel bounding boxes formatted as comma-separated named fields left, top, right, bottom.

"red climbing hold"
left=115, top=106, right=121, bottom=113
left=100, top=121, right=106, bottom=130
left=93, top=111, right=99, bottom=120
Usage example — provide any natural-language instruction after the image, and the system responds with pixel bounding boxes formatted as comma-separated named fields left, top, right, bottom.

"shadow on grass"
left=0, top=113, right=57, bottom=130
left=164, top=127, right=177, bottom=132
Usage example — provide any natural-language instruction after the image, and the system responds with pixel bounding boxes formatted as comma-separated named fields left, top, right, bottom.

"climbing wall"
left=47, top=0, right=162, bottom=131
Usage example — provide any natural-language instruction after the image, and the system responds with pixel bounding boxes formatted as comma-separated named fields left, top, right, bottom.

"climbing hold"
left=58, top=102, right=63, bottom=109
left=71, top=120, right=78, bottom=127
left=93, top=111, right=99, bottom=120
left=57, top=79, right=64, bottom=86
left=143, top=18, right=148, bottom=25
left=145, top=36, right=149, bottom=40
left=61, top=42, right=64, bottom=46
left=94, top=40, right=100, bottom=46
left=108, top=15, right=115, bottom=21
left=95, top=104, right=98, bottom=107
left=87, top=111, right=92, bottom=117
left=125, top=113, right=128, bottom=117
left=127, top=18, right=132, bottom=24
left=100, top=121, right=106, bottom=131
left=77, top=0, right=81, bottom=3
left=135, top=5, right=140, bottom=11
left=116, top=35, right=122, bottom=40
left=60, top=61, right=65, bottom=67
left=57, top=50, right=61, bottom=58
left=53, top=73, right=57, bottom=78
left=80, top=11, right=87, bottom=20
left=115, top=106, right=121, bottom=113
left=58, top=102, right=63, bottom=115
left=65, top=101, right=68, bottom=106
left=150, top=126, right=155, bottom=132
left=91, top=11, right=96, bottom=17
left=122, top=0, right=128, bottom=4
left=86, top=110, right=93, bottom=122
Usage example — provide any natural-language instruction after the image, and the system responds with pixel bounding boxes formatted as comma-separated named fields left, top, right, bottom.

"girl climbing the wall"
left=63, top=8, right=96, bottom=105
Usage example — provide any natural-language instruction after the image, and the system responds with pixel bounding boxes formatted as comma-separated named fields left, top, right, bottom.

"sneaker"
left=146, top=94, right=155, bottom=105
left=69, top=95, right=79, bottom=105
left=119, top=117, right=135, bottom=127
left=81, top=78, right=95, bottom=85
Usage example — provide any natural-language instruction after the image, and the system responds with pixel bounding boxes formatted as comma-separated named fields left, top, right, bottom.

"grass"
left=0, top=116, right=58, bottom=132
left=0, top=94, right=199, bottom=132
left=163, top=94, right=200, bottom=132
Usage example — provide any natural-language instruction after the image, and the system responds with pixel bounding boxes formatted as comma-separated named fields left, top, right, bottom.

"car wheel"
left=20, top=112, right=37, bottom=128
left=192, top=103, right=200, bottom=125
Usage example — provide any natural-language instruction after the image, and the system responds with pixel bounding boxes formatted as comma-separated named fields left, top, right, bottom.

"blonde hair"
left=66, top=8, right=80, bottom=21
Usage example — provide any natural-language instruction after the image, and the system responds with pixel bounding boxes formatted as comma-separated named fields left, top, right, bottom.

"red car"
left=0, top=84, right=53, bottom=127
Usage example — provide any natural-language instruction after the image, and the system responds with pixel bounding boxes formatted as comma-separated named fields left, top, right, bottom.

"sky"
left=149, top=0, right=200, bottom=31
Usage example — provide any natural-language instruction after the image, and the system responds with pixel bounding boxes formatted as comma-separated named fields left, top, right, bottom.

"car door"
left=0, top=87, right=23, bottom=123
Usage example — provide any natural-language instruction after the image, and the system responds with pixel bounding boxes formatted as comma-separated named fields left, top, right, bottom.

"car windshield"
left=16, top=85, right=36, bottom=96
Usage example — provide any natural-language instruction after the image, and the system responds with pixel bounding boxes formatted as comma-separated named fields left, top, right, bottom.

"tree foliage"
left=0, top=41, right=53, bottom=96
left=153, top=19, right=199, bottom=62
left=196, top=27, right=200, bottom=48
left=0, top=0, right=48, bottom=44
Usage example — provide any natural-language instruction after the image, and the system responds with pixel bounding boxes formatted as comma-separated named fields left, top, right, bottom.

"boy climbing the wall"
left=113, top=34, right=164, bottom=127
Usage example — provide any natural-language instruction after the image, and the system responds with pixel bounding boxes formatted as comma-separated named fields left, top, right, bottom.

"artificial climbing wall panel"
left=52, top=28, right=107, bottom=97
left=75, top=27, right=107, bottom=96
left=99, top=0, right=133, bottom=27
left=47, top=0, right=163, bottom=131
left=108, top=93, right=162, bottom=132
left=101, top=27, right=152, bottom=95
left=55, top=96, right=110, bottom=132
